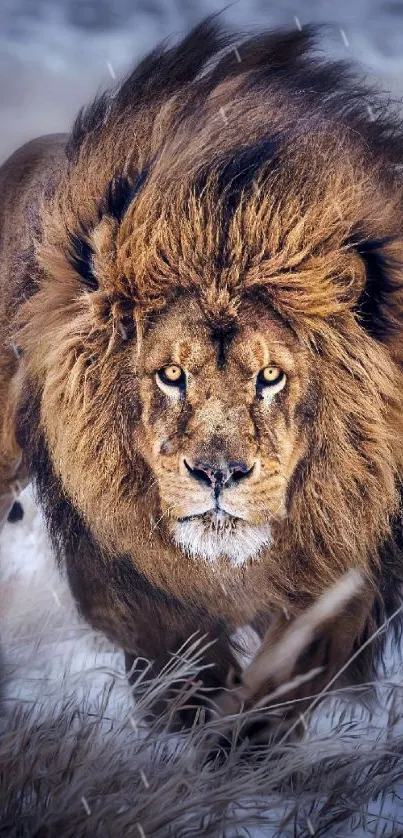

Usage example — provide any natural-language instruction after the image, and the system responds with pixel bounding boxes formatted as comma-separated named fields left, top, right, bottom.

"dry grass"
left=1, top=627, right=403, bottom=838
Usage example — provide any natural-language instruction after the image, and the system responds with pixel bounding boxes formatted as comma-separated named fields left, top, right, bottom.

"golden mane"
left=3, top=20, right=403, bottom=725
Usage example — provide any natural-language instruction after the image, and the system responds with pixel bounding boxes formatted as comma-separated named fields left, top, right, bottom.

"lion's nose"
left=184, top=459, right=254, bottom=489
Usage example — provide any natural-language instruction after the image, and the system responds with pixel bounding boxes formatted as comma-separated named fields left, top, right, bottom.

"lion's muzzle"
left=183, top=458, right=255, bottom=493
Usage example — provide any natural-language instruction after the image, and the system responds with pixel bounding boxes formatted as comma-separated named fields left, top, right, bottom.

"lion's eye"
left=159, top=365, right=183, bottom=383
left=256, top=366, right=286, bottom=399
left=262, top=366, right=282, bottom=384
left=156, top=365, right=186, bottom=393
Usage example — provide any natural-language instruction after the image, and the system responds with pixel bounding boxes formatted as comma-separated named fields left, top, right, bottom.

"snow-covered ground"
left=0, top=487, right=130, bottom=716
left=2, top=490, right=403, bottom=836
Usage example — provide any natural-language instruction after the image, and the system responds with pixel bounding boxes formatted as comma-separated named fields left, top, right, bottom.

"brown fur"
left=2, top=21, right=403, bottom=720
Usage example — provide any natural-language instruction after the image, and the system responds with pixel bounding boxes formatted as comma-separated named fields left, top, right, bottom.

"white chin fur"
left=173, top=514, right=272, bottom=566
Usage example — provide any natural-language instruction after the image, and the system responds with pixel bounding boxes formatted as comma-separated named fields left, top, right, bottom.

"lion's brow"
left=210, top=323, right=238, bottom=369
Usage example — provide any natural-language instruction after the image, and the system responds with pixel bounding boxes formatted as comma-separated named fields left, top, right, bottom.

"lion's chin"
left=172, top=511, right=272, bottom=567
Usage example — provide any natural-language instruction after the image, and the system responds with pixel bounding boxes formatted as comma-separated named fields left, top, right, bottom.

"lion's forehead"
left=140, top=297, right=300, bottom=378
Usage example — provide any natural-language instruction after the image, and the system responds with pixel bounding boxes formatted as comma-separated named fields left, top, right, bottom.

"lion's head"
left=135, top=293, right=309, bottom=565
left=16, top=22, right=403, bottom=617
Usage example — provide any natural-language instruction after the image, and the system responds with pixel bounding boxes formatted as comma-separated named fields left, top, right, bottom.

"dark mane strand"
left=66, top=91, right=112, bottom=163
left=66, top=20, right=403, bottom=188
left=67, top=232, right=98, bottom=290
left=349, top=235, right=402, bottom=339
left=101, top=169, right=149, bottom=223
left=216, top=137, right=279, bottom=263
left=66, top=17, right=231, bottom=163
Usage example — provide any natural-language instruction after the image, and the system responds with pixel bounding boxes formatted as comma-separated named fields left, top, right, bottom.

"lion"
left=1, top=20, right=403, bottom=728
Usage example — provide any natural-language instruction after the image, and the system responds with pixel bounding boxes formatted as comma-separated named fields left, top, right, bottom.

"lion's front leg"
left=214, top=571, right=371, bottom=744
left=64, top=526, right=243, bottom=729
left=125, top=626, right=243, bottom=730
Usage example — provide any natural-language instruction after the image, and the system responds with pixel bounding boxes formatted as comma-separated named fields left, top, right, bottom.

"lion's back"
left=0, top=135, right=67, bottom=334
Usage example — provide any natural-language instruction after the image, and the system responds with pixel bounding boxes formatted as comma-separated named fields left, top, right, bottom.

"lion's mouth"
left=177, top=509, right=246, bottom=525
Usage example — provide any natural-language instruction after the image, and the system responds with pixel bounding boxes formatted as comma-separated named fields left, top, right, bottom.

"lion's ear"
left=352, top=235, right=402, bottom=341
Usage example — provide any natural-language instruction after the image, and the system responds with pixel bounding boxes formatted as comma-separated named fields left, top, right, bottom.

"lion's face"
left=135, top=295, right=311, bottom=565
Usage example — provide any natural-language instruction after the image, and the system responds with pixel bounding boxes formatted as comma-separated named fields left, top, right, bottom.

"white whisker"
left=149, top=505, right=174, bottom=535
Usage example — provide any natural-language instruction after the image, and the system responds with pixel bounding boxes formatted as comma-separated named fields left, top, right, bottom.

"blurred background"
left=1, top=0, right=403, bottom=163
